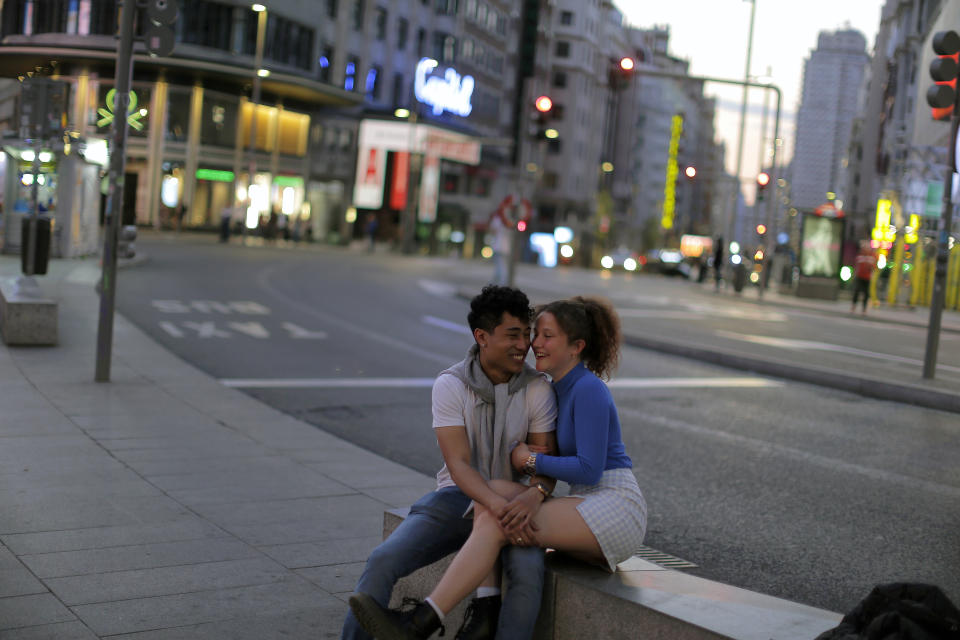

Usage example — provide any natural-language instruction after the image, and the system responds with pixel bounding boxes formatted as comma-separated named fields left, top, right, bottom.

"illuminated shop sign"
left=98, top=89, right=146, bottom=131
left=414, top=57, right=474, bottom=117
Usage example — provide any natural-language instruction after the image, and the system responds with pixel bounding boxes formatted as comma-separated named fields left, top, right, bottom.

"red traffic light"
left=756, top=172, right=770, bottom=188
left=756, top=224, right=767, bottom=235
left=534, top=95, right=553, bottom=113
left=928, top=31, right=960, bottom=120
left=619, top=57, right=635, bottom=72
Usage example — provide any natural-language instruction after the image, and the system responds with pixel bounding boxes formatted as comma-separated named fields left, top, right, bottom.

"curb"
left=623, top=333, right=960, bottom=415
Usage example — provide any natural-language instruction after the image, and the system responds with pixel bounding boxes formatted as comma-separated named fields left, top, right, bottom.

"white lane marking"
left=151, top=300, right=272, bottom=315
left=158, top=321, right=184, bottom=338
left=228, top=322, right=270, bottom=339
left=423, top=315, right=473, bottom=335
left=715, top=330, right=960, bottom=374
left=609, top=377, right=782, bottom=389
left=618, top=306, right=787, bottom=322
left=221, top=378, right=436, bottom=388
left=281, top=322, right=328, bottom=339
left=418, top=279, right=459, bottom=298
left=220, top=376, right=781, bottom=390
left=184, top=321, right=231, bottom=338
left=621, top=408, right=960, bottom=500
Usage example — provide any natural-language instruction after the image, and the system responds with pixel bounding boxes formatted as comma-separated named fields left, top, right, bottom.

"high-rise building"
left=791, top=29, right=869, bottom=212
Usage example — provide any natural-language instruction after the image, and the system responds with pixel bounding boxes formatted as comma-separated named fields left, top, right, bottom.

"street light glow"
left=257, top=69, right=270, bottom=77
left=544, top=128, right=559, bottom=139
left=601, top=162, right=614, bottom=173
left=252, top=3, right=266, bottom=11
left=619, top=57, right=635, bottom=71
left=685, top=166, right=696, bottom=178
left=394, top=108, right=410, bottom=118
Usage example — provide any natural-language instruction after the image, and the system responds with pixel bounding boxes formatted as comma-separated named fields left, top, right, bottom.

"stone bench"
left=384, top=508, right=841, bottom=639
left=0, top=277, right=58, bottom=346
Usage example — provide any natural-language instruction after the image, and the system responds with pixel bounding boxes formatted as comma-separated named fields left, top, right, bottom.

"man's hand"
left=497, top=487, right=544, bottom=540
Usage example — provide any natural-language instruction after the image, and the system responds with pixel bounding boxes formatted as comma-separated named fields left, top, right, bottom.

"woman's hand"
left=511, top=442, right=531, bottom=471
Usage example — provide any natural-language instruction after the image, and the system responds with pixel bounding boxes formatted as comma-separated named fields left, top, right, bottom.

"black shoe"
left=454, top=596, right=500, bottom=640
left=348, top=593, right=444, bottom=640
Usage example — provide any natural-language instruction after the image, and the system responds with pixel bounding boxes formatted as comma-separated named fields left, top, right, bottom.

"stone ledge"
left=384, top=508, right=841, bottom=639
left=0, top=277, right=58, bottom=346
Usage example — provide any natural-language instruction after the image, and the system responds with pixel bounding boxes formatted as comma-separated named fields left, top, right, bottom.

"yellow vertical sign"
left=661, top=114, right=683, bottom=230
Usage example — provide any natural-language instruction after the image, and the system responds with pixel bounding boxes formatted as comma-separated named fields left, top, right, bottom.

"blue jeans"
left=341, top=487, right=546, bottom=640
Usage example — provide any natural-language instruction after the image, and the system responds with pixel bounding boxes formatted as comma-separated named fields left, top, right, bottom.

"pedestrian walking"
left=851, top=241, right=876, bottom=314
left=713, top=236, right=724, bottom=292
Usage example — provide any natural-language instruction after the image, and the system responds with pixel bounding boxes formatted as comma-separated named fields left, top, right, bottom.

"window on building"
left=442, top=173, right=460, bottom=193
left=317, top=46, right=334, bottom=82
left=553, top=71, right=567, bottom=88
left=392, top=72, right=406, bottom=105
left=560, top=11, right=573, bottom=25
left=200, top=91, right=239, bottom=147
left=543, top=172, right=558, bottom=189
left=182, top=1, right=234, bottom=51
left=344, top=56, right=359, bottom=91
left=375, top=7, right=387, bottom=40
left=464, top=0, right=476, bottom=20
left=435, top=0, right=458, bottom=15
left=397, top=17, right=408, bottom=49
left=432, top=32, right=456, bottom=63
left=326, top=0, right=338, bottom=17
left=366, top=65, right=382, bottom=100
left=417, top=28, right=426, bottom=56
left=352, top=0, right=364, bottom=31
left=243, top=10, right=314, bottom=71
left=555, top=41, right=570, bottom=58
left=547, top=138, right=562, bottom=154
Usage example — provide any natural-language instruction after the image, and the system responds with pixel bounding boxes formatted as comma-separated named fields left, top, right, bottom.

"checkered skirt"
left=569, top=467, right=647, bottom=571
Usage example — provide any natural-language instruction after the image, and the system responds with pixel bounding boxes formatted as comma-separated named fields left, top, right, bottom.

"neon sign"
left=414, top=57, right=474, bottom=117
left=661, top=114, right=683, bottom=230
left=98, top=89, right=145, bottom=131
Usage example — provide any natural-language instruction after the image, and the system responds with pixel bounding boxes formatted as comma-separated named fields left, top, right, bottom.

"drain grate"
left=635, top=545, right=698, bottom=569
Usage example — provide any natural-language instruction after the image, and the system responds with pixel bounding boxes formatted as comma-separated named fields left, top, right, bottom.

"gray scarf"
left=441, top=344, right=540, bottom=481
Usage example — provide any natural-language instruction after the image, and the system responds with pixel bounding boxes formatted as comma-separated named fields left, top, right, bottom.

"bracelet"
left=534, top=482, right=551, bottom=500
left=523, top=452, right=537, bottom=476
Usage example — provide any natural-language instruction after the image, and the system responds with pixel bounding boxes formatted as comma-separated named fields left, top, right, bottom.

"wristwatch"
left=534, top=482, right=552, bottom=499
left=523, top=452, right=537, bottom=476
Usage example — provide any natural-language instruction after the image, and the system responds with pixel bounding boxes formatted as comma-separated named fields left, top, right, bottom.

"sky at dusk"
left=616, top=0, right=886, bottom=180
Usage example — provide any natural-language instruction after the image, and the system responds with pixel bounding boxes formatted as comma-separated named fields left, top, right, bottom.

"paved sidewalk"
left=0, top=257, right=436, bottom=638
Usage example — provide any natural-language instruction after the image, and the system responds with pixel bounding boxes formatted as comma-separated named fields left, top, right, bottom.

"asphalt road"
left=115, top=233, right=960, bottom=614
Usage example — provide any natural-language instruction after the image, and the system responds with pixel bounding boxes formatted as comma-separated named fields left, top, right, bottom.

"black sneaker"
left=454, top=596, right=501, bottom=640
left=348, top=593, right=444, bottom=640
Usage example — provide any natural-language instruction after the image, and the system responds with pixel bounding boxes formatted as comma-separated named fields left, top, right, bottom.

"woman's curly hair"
left=537, top=296, right=620, bottom=380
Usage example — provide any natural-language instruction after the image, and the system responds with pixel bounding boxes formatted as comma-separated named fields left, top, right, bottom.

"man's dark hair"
left=468, top=285, right=533, bottom=333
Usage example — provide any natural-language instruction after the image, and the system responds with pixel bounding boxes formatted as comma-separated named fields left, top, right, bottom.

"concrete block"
left=0, top=277, right=57, bottom=345
left=0, top=518, right=226, bottom=555
left=0, top=621, right=99, bottom=640
left=0, top=594, right=76, bottom=630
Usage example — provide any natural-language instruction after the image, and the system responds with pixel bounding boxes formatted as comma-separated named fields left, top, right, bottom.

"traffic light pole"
left=94, top=0, right=136, bottom=382
left=921, top=117, right=956, bottom=379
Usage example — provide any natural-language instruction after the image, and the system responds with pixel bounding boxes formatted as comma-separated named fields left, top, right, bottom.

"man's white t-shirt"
left=431, top=373, right=557, bottom=490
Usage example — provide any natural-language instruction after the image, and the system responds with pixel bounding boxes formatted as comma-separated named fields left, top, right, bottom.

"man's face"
left=476, top=312, right=531, bottom=384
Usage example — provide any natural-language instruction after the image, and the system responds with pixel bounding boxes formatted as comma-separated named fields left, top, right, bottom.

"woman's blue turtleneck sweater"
left=534, top=362, right=632, bottom=485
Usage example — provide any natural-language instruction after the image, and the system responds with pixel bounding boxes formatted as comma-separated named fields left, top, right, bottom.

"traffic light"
left=927, top=30, right=960, bottom=121
left=756, top=224, right=767, bottom=235
left=756, top=172, right=770, bottom=200
left=609, top=56, right=635, bottom=90
left=532, top=95, right=554, bottom=139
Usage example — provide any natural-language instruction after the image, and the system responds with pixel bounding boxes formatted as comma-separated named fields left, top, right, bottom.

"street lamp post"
left=730, top=0, right=757, bottom=246
left=246, top=4, right=267, bottom=235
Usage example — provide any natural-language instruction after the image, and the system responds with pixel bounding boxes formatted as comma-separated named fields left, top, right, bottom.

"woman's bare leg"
left=427, top=480, right=526, bottom=614
left=528, top=497, right=605, bottom=566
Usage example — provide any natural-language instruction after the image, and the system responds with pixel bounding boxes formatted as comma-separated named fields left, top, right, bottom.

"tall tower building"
left=791, top=29, right=869, bottom=211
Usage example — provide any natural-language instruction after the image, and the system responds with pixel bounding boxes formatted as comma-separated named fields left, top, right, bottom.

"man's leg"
left=495, top=545, right=546, bottom=640
left=341, top=488, right=473, bottom=640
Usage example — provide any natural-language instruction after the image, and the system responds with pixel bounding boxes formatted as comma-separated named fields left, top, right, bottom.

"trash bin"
left=20, top=215, right=53, bottom=275
left=732, top=262, right=747, bottom=292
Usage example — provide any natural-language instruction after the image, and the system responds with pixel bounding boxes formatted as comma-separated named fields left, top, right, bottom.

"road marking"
left=184, top=321, right=231, bottom=338
left=228, top=322, right=270, bottom=339
left=221, top=377, right=436, bottom=388
left=608, top=377, right=782, bottom=389
left=418, top=279, right=459, bottom=298
left=621, top=408, right=960, bottom=500
left=281, top=322, right=328, bottom=339
left=220, top=376, right=781, bottom=390
left=423, top=315, right=473, bottom=335
left=715, top=330, right=960, bottom=374
left=618, top=306, right=787, bottom=322
left=158, top=321, right=184, bottom=338
left=151, top=299, right=271, bottom=315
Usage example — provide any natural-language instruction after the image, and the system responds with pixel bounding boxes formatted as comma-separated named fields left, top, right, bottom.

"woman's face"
left=532, top=312, right=582, bottom=381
